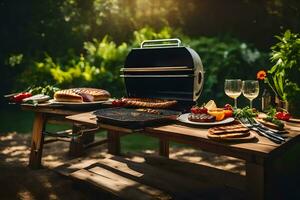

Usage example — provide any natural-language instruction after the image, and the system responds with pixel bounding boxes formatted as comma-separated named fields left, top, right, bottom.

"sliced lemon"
left=204, top=100, right=217, bottom=110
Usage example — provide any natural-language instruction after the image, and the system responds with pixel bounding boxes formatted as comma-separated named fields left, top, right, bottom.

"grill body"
left=121, top=39, right=204, bottom=110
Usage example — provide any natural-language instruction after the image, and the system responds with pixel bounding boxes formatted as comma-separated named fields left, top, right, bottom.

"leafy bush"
left=187, top=36, right=268, bottom=104
left=269, top=30, right=300, bottom=102
left=15, top=27, right=268, bottom=102
left=15, top=27, right=175, bottom=97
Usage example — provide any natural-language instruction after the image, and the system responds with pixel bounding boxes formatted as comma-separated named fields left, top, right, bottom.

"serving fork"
left=240, top=118, right=284, bottom=144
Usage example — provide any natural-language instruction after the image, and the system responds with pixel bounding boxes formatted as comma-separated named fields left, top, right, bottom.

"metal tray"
left=94, top=107, right=181, bottom=129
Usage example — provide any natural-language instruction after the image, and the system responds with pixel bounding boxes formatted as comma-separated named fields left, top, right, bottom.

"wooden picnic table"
left=66, top=111, right=300, bottom=200
left=23, top=104, right=300, bottom=199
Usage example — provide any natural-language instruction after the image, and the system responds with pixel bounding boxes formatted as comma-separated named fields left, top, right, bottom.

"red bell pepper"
left=12, top=92, right=32, bottom=103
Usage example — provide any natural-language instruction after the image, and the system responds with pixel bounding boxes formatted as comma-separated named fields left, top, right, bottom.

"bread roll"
left=54, top=88, right=110, bottom=102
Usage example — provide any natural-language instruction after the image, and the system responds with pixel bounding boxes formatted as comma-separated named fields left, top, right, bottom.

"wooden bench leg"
left=107, top=131, right=120, bottom=155
left=246, top=162, right=265, bottom=200
left=29, top=113, right=46, bottom=169
left=159, top=138, right=169, bottom=158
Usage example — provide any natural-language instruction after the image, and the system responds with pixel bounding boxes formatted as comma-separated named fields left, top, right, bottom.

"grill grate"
left=94, top=108, right=181, bottom=129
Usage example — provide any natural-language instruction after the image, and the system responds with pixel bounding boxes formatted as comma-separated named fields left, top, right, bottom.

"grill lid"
left=122, top=38, right=204, bottom=104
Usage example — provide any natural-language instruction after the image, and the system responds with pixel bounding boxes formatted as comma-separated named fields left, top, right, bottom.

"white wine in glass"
left=242, top=80, right=259, bottom=108
left=224, top=79, right=242, bottom=108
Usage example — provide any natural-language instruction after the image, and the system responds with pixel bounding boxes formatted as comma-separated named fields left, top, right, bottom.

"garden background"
left=1, top=0, right=299, bottom=150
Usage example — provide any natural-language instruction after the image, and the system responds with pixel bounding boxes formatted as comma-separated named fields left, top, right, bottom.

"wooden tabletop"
left=146, top=123, right=300, bottom=160
left=67, top=111, right=300, bottom=161
left=21, top=104, right=89, bottom=116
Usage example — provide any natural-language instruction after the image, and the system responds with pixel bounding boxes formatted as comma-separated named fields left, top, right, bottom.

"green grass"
left=0, top=106, right=71, bottom=134
left=122, top=134, right=158, bottom=152
left=0, top=106, right=35, bottom=133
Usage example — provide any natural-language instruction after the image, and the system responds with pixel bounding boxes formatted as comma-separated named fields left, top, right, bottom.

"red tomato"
left=282, top=112, right=291, bottom=121
left=199, top=106, right=208, bottom=114
left=191, top=106, right=200, bottom=114
left=224, top=109, right=233, bottom=118
left=275, top=112, right=284, bottom=120
left=224, top=104, right=233, bottom=111
left=191, top=106, right=207, bottom=114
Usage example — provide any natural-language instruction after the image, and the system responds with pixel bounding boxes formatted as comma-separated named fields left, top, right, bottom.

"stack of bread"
left=54, top=88, right=110, bottom=103
left=207, top=123, right=255, bottom=142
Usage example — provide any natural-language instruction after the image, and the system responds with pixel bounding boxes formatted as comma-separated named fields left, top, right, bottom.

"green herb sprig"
left=28, top=85, right=60, bottom=97
left=233, top=106, right=258, bottom=119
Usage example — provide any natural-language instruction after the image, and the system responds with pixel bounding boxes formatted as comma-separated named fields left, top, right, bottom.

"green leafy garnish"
left=28, top=85, right=60, bottom=97
left=264, top=116, right=284, bottom=130
left=233, top=106, right=257, bottom=119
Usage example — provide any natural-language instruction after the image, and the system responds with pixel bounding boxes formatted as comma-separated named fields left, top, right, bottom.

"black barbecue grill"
left=121, top=38, right=204, bottom=110
left=95, top=38, right=204, bottom=128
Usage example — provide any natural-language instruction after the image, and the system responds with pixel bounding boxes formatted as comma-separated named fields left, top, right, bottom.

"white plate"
left=48, top=99, right=112, bottom=105
left=177, top=113, right=235, bottom=126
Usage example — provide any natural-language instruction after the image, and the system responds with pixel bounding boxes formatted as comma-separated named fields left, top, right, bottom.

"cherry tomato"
left=223, top=109, right=233, bottom=118
left=199, top=106, right=208, bottom=114
left=112, top=99, right=125, bottom=107
left=191, top=106, right=200, bottom=114
left=191, top=106, right=207, bottom=114
left=282, top=112, right=291, bottom=121
left=224, top=104, right=233, bottom=111
left=275, top=111, right=291, bottom=121
left=275, top=112, right=284, bottom=120
left=12, top=92, right=32, bottom=103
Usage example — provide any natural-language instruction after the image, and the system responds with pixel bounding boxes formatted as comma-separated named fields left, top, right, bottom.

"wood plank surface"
left=71, top=168, right=171, bottom=200
left=145, top=123, right=300, bottom=160
left=145, top=124, right=272, bottom=156
left=22, top=104, right=79, bottom=115
left=66, top=112, right=97, bottom=125
left=144, top=155, right=246, bottom=191
left=66, top=111, right=300, bottom=161
left=55, top=154, right=244, bottom=199
left=89, top=156, right=221, bottom=194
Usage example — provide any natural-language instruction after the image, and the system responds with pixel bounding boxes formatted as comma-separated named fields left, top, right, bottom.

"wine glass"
left=242, top=80, right=259, bottom=108
left=224, top=79, right=242, bottom=108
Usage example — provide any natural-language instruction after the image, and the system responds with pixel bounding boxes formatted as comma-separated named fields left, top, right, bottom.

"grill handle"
left=141, top=38, right=181, bottom=48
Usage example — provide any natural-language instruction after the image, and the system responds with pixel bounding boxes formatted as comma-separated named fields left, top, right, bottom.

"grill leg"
left=29, top=113, right=46, bottom=169
left=159, top=138, right=169, bottom=158
left=107, top=131, right=120, bottom=155
left=69, top=137, right=84, bottom=157
left=69, top=124, right=84, bottom=157
left=82, top=132, right=95, bottom=144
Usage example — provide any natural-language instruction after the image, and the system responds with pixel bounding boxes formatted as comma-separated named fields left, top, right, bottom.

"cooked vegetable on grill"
left=121, top=98, right=177, bottom=109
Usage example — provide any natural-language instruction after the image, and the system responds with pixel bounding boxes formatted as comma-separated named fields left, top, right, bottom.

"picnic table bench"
left=23, top=105, right=300, bottom=200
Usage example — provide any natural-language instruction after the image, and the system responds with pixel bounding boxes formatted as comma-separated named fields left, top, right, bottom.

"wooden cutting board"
left=289, top=118, right=300, bottom=123
left=256, top=118, right=285, bottom=131
left=207, top=131, right=256, bottom=142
